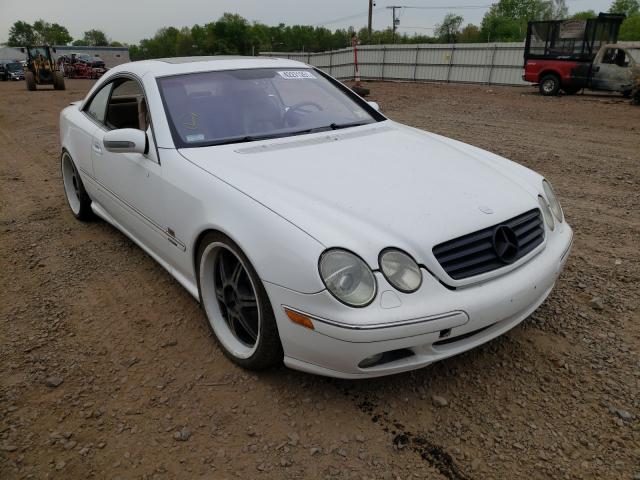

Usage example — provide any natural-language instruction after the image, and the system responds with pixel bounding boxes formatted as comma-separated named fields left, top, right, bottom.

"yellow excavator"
left=21, top=45, right=65, bottom=91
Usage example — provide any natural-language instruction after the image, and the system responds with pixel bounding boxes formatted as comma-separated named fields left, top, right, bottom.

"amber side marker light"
left=284, top=308, right=315, bottom=330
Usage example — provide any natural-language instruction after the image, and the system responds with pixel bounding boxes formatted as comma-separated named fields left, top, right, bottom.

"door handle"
left=93, top=141, right=102, bottom=154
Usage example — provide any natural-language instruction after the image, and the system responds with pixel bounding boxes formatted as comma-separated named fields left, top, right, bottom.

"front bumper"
left=264, top=222, right=573, bottom=379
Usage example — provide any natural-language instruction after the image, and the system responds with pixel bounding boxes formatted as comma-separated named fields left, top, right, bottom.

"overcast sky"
left=0, top=0, right=614, bottom=45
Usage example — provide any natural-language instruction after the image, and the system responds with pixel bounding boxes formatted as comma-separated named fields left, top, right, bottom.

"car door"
left=591, top=48, right=633, bottom=92
left=89, top=76, right=171, bottom=260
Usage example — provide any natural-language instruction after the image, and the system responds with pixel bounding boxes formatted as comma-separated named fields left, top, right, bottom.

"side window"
left=615, top=50, right=628, bottom=67
left=85, top=83, right=113, bottom=124
left=105, top=79, right=149, bottom=131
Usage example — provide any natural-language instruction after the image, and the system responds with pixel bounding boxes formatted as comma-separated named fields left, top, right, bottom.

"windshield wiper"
left=203, top=132, right=290, bottom=146
left=286, top=121, right=372, bottom=136
left=328, top=121, right=371, bottom=130
left=196, top=122, right=372, bottom=147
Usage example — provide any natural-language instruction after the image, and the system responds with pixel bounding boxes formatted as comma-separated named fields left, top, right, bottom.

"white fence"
left=262, top=41, right=640, bottom=86
left=263, top=42, right=530, bottom=86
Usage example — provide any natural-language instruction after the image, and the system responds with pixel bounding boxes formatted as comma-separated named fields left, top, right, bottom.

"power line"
left=400, top=4, right=491, bottom=9
left=401, top=25, right=436, bottom=30
left=315, top=7, right=385, bottom=26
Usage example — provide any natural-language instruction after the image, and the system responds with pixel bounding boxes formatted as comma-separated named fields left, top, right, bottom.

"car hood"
left=179, top=121, right=542, bottom=272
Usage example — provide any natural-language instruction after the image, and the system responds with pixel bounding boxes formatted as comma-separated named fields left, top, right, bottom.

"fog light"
left=358, top=353, right=384, bottom=368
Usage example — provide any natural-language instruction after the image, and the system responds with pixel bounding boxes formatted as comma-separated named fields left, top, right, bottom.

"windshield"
left=158, top=68, right=378, bottom=147
left=29, top=47, right=49, bottom=59
left=6, top=63, right=21, bottom=72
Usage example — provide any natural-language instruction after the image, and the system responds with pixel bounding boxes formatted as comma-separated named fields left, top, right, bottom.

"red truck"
left=523, top=13, right=639, bottom=96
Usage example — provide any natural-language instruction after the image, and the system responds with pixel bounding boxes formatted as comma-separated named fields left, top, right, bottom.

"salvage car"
left=59, top=57, right=573, bottom=378
left=524, top=13, right=640, bottom=96
left=1, top=61, right=25, bottom=81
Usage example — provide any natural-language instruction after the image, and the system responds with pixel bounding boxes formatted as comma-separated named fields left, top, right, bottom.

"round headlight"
left=319, top=249, right=376, bottom=307
left=538, top=195, right=555, bottom=231
left=542, top=179, right=563, bottom=222
left=379, top=249, right=422, bottom=293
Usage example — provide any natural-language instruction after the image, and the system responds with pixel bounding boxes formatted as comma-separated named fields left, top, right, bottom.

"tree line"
left=4, top=0, right=639, bottom=59
left=6, top=20, right=124, bottom=48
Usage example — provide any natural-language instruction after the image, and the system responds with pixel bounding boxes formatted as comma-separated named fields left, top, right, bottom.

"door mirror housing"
left=103, top=129, right=148, bottom=154
left=367, top=101, right=380, bottom=112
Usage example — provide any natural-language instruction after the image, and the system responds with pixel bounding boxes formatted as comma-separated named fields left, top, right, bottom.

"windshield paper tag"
left=186, top=133, right=205, bottom=142
left=277, top=71, right=316, bottom=79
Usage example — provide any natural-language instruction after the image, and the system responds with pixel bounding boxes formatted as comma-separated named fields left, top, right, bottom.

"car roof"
left=106, top=56, right=310, bottom=78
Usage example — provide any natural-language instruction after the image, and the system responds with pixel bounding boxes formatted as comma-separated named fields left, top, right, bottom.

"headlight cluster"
left=319, top=248, right=422, bottom=307
left=319, top=250, right=377, bottom=307
left=379, top=249, right=422, bottom=293
left=539, top=179, right=564, bottom=231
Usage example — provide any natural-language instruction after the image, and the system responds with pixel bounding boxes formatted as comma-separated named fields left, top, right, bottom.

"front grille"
left=433, top=209, right=544, bottom=280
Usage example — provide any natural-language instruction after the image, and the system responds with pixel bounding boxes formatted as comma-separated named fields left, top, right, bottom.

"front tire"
left=53, top=71, right=66, bottom=90
left=539, top=74, right=560, bottom=96
left=25, top=71, right=36, bottom=91
left=197, top=232, right=283, bottom=370
left=61, top=152, right=94, bottom=221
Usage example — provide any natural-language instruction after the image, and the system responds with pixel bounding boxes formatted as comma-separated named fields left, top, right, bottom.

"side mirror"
left=20, top=48, right=25, bottom=53
left=367, top=101, right=380, bottom=112
left=103, top=129, right=148, bottom=154
left=52, top=47, right=57, bottom=53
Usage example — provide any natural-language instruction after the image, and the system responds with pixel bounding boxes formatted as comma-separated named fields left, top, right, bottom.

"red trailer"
left=58, top=54, right=107, bottom=80
left=523, top=13, right=629, bottom=95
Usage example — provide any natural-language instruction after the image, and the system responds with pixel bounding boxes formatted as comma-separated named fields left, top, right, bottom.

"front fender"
left=161, top=149, right=327, bottom=295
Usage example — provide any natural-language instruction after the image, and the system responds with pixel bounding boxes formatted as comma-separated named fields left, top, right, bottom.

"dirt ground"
left=0, top=78, right=638, bottom=480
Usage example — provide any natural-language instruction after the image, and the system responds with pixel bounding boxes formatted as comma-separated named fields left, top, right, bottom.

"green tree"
left=72, top=39, right=89, bottom=46
left=459, top=24, right=483, bottom=43
left=570, top=10, right=597, bottom=20
left=7, top=20, right=35, bottom=46
left=435, top=13, right=464, bottom=43
left=481, top=13, right=522, bottom=41
left=619, top=15, right=640, bottom=39
left=190, top=24, right=207, bottom=55
left=83, top=29, right=109, bottom=46
left=33, top=19, right=72, bottom=45
left=480, top=0, right=553, bottom=41
left=609, top=0, right=640, bottom=16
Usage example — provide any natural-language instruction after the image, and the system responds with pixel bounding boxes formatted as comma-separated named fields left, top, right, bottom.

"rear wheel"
left=539, top=74, right=560, bottom=96
left=196, top=232, right=283, bottom=370
left=53, top=71, right=66, bottom=90
left=61, top=152, right=94, bottom=221
left=25, top=71, right=36, bottom=91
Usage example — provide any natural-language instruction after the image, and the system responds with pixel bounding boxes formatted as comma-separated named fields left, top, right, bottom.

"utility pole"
left=386, top=6, right=401, bottom=43
left=368, top=0, right=374, bottom=42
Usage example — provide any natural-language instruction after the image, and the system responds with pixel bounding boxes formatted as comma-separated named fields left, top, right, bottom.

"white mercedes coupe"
left=59, top=56, right=573, bottom=378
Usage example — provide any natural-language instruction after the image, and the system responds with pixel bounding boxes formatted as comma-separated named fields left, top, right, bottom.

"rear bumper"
left=265, top=223, right=573, bottom=379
